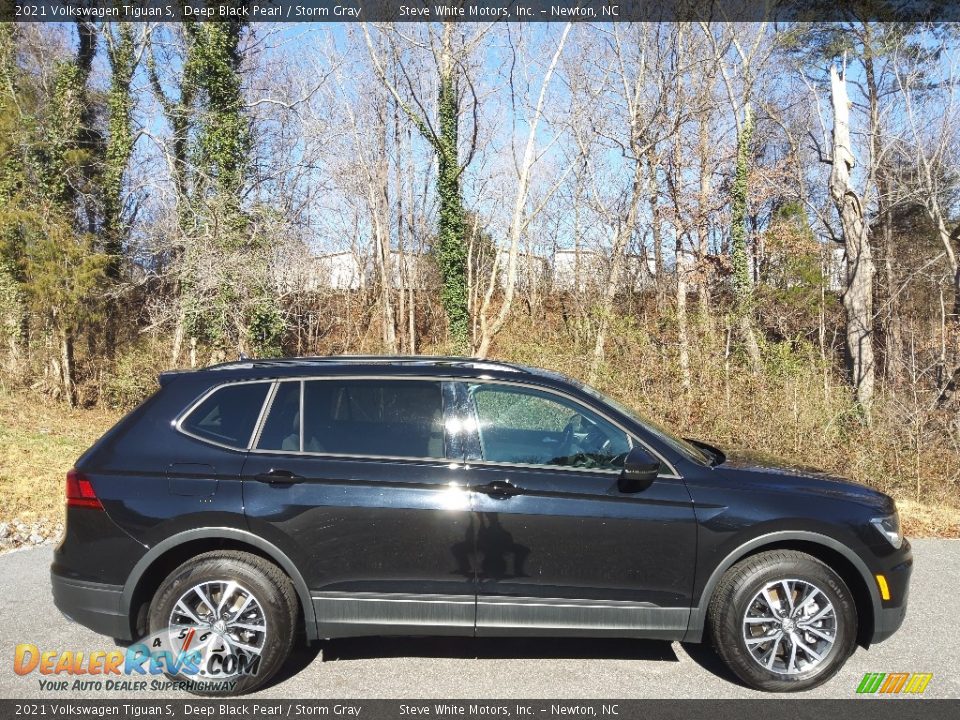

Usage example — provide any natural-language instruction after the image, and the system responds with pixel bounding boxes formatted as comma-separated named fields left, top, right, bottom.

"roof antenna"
left=238, top=352, right=249, bottom=361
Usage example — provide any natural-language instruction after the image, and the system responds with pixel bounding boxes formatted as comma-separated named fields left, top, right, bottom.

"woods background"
left=1, top=18, right=959, bottom=540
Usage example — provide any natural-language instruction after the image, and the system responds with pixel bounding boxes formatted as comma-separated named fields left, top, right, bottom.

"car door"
left=456, top=380, right=697, bottom=639
left=240, top=377, right=476, bottom=638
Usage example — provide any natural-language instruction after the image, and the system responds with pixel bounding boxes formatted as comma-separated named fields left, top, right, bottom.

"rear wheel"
left=708, top=550, right=858, bottom=692
left=148, top=550, right=297, bottom=696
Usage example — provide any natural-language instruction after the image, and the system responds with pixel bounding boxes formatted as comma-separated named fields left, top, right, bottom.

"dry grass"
left=0, top=390, right=119, bottom=527
left=894, top=499, right=960, bottom=538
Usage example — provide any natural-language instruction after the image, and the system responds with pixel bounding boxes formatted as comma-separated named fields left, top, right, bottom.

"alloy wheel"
left=167, top=580, right=268, bottom=678
left=742, top=578, right=837, bottom=676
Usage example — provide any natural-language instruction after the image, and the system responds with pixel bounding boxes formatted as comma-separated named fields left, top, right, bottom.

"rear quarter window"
left=180, top=382, right=270, bottom=449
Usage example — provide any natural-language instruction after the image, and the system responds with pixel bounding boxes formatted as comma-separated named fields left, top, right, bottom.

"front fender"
left=682, top=529, right=882, bottom=644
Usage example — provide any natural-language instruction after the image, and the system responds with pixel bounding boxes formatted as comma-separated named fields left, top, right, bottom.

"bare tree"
left=894, top=35, right=960, bottom=405
left=830, top=61, right=876, bottom=413
left=575, top=24, right=685, bottom=379
left=362, top=22, right=491, bottom=350
left=474, top=23, right=572, bottom=358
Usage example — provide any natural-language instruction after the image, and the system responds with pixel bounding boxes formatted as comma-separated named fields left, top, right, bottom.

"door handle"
left=253, top=469, right=305, bottom=485
left=473, top=480, right=521, bottom=498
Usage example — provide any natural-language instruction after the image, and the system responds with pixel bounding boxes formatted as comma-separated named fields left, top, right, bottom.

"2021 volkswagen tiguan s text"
left=52, top=356, right=912, bottom=694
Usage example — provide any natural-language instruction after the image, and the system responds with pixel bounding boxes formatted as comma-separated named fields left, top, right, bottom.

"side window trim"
left=454, top=379, right=679, bottom=479
left=299, top=379, right=305, bottom=453
left=249, top=381, right=279, bottom=450
left=250, top=379, right=304, bottom=452
left=441, top=381, right=464, bottom=462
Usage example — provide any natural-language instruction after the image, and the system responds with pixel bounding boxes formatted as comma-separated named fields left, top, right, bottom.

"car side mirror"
left=618, top=446, right=661, bottom=493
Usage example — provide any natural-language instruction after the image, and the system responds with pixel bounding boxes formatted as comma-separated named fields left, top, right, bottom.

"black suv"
left=52, top=356, right=912, bottom=694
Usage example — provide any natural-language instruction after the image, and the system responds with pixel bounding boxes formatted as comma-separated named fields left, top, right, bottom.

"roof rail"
left=200, top=355, right=528, bottom=374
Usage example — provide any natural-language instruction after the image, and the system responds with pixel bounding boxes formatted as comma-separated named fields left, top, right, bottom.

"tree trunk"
left=677, top=236, right=691, bottom=391
left=475, top=23, right=570, bottom=358
left=669, top=126, right=691, bottom=390
left=646, top=148, right=665, bottom=304
left=171, top=306, right=184, bottom=365
left=930, top=204, right=960, bottom=365
left=374, top=93, right=397, bottom=354
left=696, top=106, right=712, bottom=318
left=435, top=26, right=469, bottom=351
left=60, top=329, right=76, bottom=407
left=830, top=65, right=876, bottom=413
left=731, top=103, right=761, bottom=367
left=881, top=212, right=904, bottom=383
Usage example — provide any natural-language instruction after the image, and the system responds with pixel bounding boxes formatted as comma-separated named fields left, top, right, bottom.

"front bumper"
left=51, top=570, right=131, bottom=640
left=869, top=539, right=912, bottom=644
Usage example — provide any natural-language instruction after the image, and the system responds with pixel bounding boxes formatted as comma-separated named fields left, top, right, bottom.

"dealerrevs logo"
left=13, top=628, right=260, bottom=693
left=856, top=672, right=933, bottom=695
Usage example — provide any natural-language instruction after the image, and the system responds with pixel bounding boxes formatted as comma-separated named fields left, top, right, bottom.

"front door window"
left=468, top=383, right=631, bottom=470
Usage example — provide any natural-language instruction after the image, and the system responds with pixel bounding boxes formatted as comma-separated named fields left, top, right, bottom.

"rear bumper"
left=51, top=570, right=131, bottom=640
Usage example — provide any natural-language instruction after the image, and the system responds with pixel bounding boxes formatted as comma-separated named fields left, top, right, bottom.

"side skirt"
left=313, top=592, right=689, bottom=641
left=477, top=596, right=689, bottom=640
left=313, top=592, right=475, bottom=638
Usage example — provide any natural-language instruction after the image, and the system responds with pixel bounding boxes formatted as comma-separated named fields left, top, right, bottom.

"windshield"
left=526, top=367, right=712, bottom=466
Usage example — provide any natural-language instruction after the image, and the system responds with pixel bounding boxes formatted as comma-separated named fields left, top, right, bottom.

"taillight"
left=66, top=468, right=102, bottom=510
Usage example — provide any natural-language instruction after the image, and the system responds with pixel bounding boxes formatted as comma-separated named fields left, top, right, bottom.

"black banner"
left=3, top=0, right=960, bottom=23
left=2, top=700, right=959, bottom=720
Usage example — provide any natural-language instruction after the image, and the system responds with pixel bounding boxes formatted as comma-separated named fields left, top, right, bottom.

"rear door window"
left=302, top=379, right=446, bottom=459
left=256, top=381, right=302, bottom=451
left=180, top=382, right=270, bottom=449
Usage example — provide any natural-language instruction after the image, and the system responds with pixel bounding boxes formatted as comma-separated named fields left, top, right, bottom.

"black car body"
left=51, top=356, right=912, bottom=693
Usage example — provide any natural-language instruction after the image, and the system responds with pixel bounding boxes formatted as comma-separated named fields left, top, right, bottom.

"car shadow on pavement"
left=269, top=642, right=324, bottom=686
left=678, top=642, right=747, bottom=687
left=317, top=636, right=680, bottom=662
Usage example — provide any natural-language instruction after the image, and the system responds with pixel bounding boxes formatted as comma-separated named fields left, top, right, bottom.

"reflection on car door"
left=455, top=381, right=697, bottom=639
left=241, top=378, right=477, bottom=638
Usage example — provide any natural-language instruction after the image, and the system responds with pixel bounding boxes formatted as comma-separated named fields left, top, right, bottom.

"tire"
left=148, top=550, right=298, bottom=696
left=707, top=550, right=858, bottom=692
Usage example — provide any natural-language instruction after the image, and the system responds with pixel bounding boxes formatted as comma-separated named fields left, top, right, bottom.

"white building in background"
left=825, top=245, right=846, bottom=292
left=305, top=250, right=432, bottom=292
left=552, top=249, right=660, bottom=292
left=283, top=243, right=843, bottom=295
left=315, top=251, right=366, bottom=291
left=552, top=249, right=604, bottom=292
left=495, top=250, right=549, bottom=290
left=387, top=250, right=431, bottom=290
left=622, top=254, right=659, bottom=290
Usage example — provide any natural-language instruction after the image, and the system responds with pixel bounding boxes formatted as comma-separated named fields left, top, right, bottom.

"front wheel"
left=148, top=550, right=297, bottom=696
left=708, top=550, right=858, bottom=692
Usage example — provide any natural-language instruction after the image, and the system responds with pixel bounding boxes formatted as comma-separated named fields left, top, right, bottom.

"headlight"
left=870, top=513, right=903, bottom=549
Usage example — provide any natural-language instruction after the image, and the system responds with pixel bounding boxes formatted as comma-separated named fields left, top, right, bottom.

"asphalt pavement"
left=1, top=540, right=956, bottom=699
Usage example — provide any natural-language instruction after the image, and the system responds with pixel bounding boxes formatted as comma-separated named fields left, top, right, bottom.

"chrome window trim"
left=298, top=379, right=305, bottom=452
left=246, top=449, right=463, bottom=465
left=249, top=381, right=279, bottom=449
left=173, top=379, right=274, bottom=453
left=173, top=373, right=681, bottom=478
